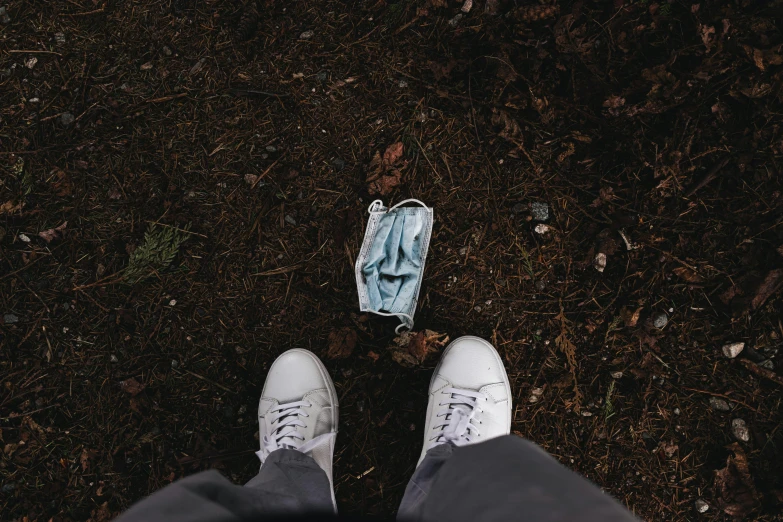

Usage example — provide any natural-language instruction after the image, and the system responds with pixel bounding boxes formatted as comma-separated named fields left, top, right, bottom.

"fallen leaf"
left=38, top=221, right=68, bottom=243
left=620, top=306, right=642, bottom=327
left=673, top=266, right=704, bottom=283
left=750, top=269, right=783, bottom=310
left=714, top=443, right=760, bottom=517
left=366, top=350, right=380, bottom=362
left=80, top=448, right=95, bottom=471
left=368, top=170, right=402, bottom=196
left=120, top=378, right=145, bottom=396
left=327, top=327, right=358, bottom=359
left=388, top=330, right=449, bottom=367
left=382, top=142, right=404, bottom=167
left=0, top=201, right=24, bottom=215
left=51, top=168, right=73, bottom=196
left=700, top=24, right=716, bottom=52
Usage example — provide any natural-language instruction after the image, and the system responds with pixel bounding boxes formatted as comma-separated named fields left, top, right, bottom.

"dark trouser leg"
left=115, top=449, right=333, bottom=522
left=398, top=435, right=639, bottom=522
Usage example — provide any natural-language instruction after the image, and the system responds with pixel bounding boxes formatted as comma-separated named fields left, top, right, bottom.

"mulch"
left=1, top=0, right=782, bottom=520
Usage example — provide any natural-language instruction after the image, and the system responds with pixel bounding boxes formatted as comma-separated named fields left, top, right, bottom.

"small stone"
left=458, top=247, right=468, bottom=256
left=528, top=387, right=544, bottom=403
left=19, top=233, right=31, bottom=243
left=284, top=215, right=297, bottom=226
left=448, top=13, right=463, bottom=27
left=60, top=112, right=75, bottom=126
left=759, top=359, right=774, bottom=370
left=398, top=80, right=408, bottom=88
left=611, top=371, right=623, bottom=379
left=299, top=30, right=314, bottom=40
left=709, top=396, right=731, bottom=411
left=674, top=408, right=681, bottom=415
left=535, top=279, right=546, bottom=292
left=169, top=299, right=177, bottom=306
left=530, top=202, right=550, bottom=221
left=244, top=173, right=258, bottom=185
left=238, top=405, right=247, bottom=415
left=722, top=342, right=745, bottom=359
left=162, top=45, right=172, bottom=56
left=110, top=354, right=119, bottom=363
left=315, top=71, right=328, bottom=82
left=694, top=499, right=709, bottom=513
left=25, top=57, right=38, bottom=69
left=474, top=306, right=482, bottom=313
left=731, top=418, right=749, bottom=442
left=581, top=411, right=593, bottom=417
left=653, top=312, right=668, bottom=329
left=512, top=202, right=525, bottom=214
left=265, top=145, right=277, bottom=153
left=461, top=0, right=473, bottom=12
left=3, top=313, right=19, bottom=324
left=140, top=61, right=153, bottom=71
left=593, top=253, right=607, bottom=272
left=171, top=360, right=180, bottom=369
left=534, top=224, right=550, bottom=235
left=1, top=483, right=15, bottom=494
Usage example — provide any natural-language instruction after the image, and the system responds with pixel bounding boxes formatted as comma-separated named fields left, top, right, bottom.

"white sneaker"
left=418, top=336, right=512, bottom=466
left=256, top=349, right=339, bottom=505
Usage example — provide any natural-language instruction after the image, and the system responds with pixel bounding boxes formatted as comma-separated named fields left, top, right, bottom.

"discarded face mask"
left=355, top=199, right=434, bottom=333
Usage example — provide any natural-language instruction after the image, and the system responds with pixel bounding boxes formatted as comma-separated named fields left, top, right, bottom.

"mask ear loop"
left=367, top=200, right=386, bottom=214
left=388, top=198, right=432, bottom=212
left=394, top=313, right=414, bottom=334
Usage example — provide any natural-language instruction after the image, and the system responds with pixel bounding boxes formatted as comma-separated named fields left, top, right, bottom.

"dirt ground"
left=2, top=0, right=783, bottom=520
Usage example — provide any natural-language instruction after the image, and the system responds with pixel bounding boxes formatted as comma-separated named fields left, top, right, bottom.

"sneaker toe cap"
left=263, top=349, right=330, bottom=404
left=435, top=336, right=507, bottom=390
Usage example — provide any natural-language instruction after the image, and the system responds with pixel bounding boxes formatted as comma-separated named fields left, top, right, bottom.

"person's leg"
left=116, top=349, right=338, bottom=522
left=398, top=336, right=638, bottom=522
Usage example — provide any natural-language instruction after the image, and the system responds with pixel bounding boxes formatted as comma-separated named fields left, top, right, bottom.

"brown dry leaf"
left=673, top=266, right=704, bottom=283
left=120, top=378, right=145, bottom=396
left=366, top=350, right=380, bottom=362
left=714, top=442, right=760, bottom=517
left=51, top=168, right=73, bottom=196
left=554, top=310, right=582, bottom=412
left=700, top=24, right=716, bottom=52
left=740, top=83, right=773, bottom=99
left=382, top=142, right=404, bottom=167
left=327, top=327, right=358, bottom=359
left=368, top=170, right=402, bottom=196
left=389, top=330, right=449, bottom=367
left=620, top=306, right=642, bottom=327
left=80, top=448, right=97, bottom=471
left=86, top=502, right=113, bottom=522
left=38, top=221, right=68, bottom=243
left=750, top=269, right=783, bottom=310
left=0, top=201, right=24, bottom=215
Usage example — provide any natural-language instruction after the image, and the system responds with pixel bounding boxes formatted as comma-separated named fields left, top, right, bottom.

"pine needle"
left=123, top=225, right=188, bottom=284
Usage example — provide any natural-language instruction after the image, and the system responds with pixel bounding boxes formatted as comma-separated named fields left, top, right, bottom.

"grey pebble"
left=3, top=313, right=19, bottom=324
left=162, top=45, right=172, bottom=56
left=316, top=71, right=328, bottom=82
left=284, top=215, right=297, bottom=226
left=171, top=360, right=180, bottom=369
left=1, top=483, right=15, bottom=494
left=709, top=396, right=731, bottom=411
left=265, top=145, right=277, bottom=153
left=694, top=499, right=709, bottom=513
left=110, top=354, right=119, bottom=363
left=60, top=112, right=75, bottom=126
left=652, top=312, right=668, bottom=329
left=760, top=359, right=775, bottom=370
left=54, top=32, right=66, bottom=46
left=535, top=279, right=546, bottom=292
left=299, top=30, right=314, bottom=40
left=731, top=418, right=750, bottom=442
left=530, top=202, right=550, bottom=221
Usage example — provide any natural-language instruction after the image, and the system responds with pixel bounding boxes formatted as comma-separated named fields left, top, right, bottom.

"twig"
left=251, top=159, right=279, bottom=189
left=680, top=386, right=759, bottom=413
left=738, top=359, right=783, bottom=387
left=145, top=93, right=188, bottom=104
left=178, top=369, right=235, bottom=394
left=6, top=50, right=63, bottom=56
left=685, top=157, right=730, bottom=197
left=251, top=262, right=304, bottom=277
left=61, top=8, right=105, bottom=16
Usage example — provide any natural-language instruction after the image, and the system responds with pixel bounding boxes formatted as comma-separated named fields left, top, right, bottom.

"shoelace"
left=430, top=387, right=488, bottom=446
left=255, top=400, right=334, bottom=464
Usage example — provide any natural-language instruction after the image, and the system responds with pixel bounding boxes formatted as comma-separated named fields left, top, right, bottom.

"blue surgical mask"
left=355, top=199, right=434, bottom=332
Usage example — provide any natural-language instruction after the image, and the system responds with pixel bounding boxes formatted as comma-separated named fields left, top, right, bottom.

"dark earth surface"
left=2, top=0, right=783, bottom=520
